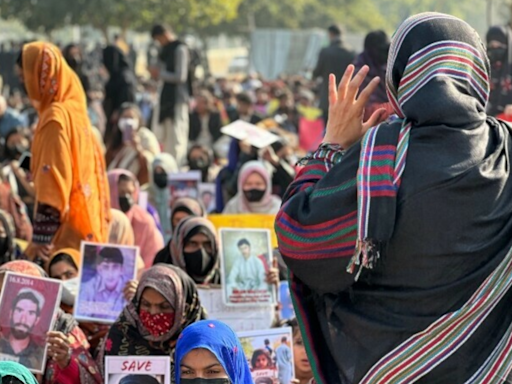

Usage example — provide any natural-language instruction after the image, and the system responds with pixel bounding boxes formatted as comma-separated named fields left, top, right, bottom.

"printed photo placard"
left=0, top=272, right=62, bottom=373
left=105, top=356, right=171, bottom=384
left=238, top=328, right=295, bottom=384
left=219, top=228, right=276, bottom=307
left=169, top=171, right=201, bottom=201
left=198, top=183, right=216, bottom=213
left=74, top=242, right=138, bottom=324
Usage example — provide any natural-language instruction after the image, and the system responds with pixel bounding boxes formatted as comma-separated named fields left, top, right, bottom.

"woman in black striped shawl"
left=276, top=12, right=512, bottom=384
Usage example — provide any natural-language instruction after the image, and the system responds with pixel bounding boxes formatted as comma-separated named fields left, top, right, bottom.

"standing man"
left=0, top=288, right=44, bottom=370
left=313, top=25, right=355, bottom=123
left=150, top=24, right=191, bottom=166
left=275, top=336, right=292, bottom=384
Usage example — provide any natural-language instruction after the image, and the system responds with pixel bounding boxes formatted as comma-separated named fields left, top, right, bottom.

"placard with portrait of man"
left=0, top=272, right=62, bottom=373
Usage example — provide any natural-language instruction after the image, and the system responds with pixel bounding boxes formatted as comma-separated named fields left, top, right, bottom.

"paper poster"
left=74, top=242, right=138, bottom=324
left=138, top=191, right=149, bottom=212
left=221, top=120, right=280, bottom=149
left=105, top=356, right=171, bottom=384
left=169, top=171, right=201, bottom=200
left=208, top=214, right=278, bottom=248
left=220, top=228, right=277, bottom=306
left=279, top=282, right=295, bottom=321
left=197, top=287, right=274, bottom=332
left=238, top=328, right=295, bottom=384
left=298, top=117, right=324, bottom=152
left=0, top=272, right=62, bottom=373
left=198, top=183, right=216, bottom=213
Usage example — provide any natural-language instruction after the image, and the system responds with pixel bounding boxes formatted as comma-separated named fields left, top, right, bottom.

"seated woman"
left=106, top=103, right=159, bottom=185
left=175, top=320, right=253, bottom=384
left=97, top=264, right=205, bottom=373
left=148, top=153, right=179, bottom=242
left=108, top=170, right=164, bottom=268
left=0, top=260, right=102, bottom=384
left=1, top=127, right=35, bottom=219
left=223, top=161, right=281, bottom=214
left=154, top=216, right=220, bottom=284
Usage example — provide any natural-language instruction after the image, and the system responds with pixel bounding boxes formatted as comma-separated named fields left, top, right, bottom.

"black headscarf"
left=486, top=25, right=512, bottom=116
left=278, top=13, right=512, bottom=384
left=353, top=30, right=390, bottom=106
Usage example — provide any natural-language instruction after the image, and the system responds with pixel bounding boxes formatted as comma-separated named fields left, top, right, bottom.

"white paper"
left=138, top=191, right=148, bottom=211
left=198, top=287, right=274, bottom=332
left=105, top=356, right=171, bottom=384
left=221, top=120, right=280, bottom=149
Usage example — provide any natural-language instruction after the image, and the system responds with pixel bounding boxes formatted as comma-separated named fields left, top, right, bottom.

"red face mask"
left=139, top=310, right=175, bottom=337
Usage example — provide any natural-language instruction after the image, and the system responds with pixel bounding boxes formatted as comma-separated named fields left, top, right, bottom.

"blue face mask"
left=180, top=379, right=230, bottom=384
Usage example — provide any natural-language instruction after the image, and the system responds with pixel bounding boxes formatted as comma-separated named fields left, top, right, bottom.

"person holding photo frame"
left=0, top=260, right=102, bottom=384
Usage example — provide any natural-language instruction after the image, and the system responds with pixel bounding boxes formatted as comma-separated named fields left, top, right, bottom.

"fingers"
left=362, top=108, right=388, bottom=131
left=337, top=65, right=355, bottom=101
left=356, top=76, right=381, bottom=109
left=328, top=74, right=337, bottom=105
left=346, top=65, right=370, bottom=102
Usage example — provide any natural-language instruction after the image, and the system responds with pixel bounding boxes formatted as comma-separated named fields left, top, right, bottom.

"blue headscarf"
left=175, top=320, right=253, bottom=384
left=0, top=362, right=38, bottom=384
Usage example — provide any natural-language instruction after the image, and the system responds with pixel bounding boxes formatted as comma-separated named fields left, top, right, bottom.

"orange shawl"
left=23, top=42, right=110, bottom=250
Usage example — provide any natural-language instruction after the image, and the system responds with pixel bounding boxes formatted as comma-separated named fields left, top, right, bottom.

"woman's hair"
left=48, top=253, right=78, bottom=272
left=2, top=377, right=23, bottom=384
left=251, top=349, right=272, bottom=369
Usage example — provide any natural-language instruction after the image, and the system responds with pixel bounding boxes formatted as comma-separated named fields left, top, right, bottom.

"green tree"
left=0, top=0, right=71, bottom=34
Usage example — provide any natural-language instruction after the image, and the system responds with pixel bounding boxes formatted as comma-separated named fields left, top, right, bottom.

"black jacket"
left=189, top=111, right=223, bottom=143
left=313, top=39, right=355, bottom=111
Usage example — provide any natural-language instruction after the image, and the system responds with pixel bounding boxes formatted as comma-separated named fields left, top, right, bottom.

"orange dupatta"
left=23, top=42, right=110, bottom=250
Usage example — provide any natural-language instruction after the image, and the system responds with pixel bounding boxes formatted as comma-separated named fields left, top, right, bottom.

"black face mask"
left=488, top=47, right=507, bottom=63
left=153, top=171, right=168, bottom=189
left=5, top=144, right=27, bottom=160
left=67, top=56, right=82, bottom=71
left=243, top=188, right=265, bottom=203
left=181, top=379, right=230, bottom=384
left=189, top=157, right=210, bottom=171
left=119, top=194, right=134, bottom=213
left=183, top=248, right=215, bottom=279
left=0, top=236, right=9, bottom=260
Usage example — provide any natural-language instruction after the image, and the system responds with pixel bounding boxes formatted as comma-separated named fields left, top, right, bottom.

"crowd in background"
left=0, top=17, right=512, bottom=384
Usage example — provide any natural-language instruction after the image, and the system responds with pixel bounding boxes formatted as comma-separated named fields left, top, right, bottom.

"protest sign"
left=198, top=183, right=216, bottom=213
left=221, top=120, right=280, bottom=149
left=169, top=171, right=201, bottom=200
left=208, top=214, right=277, bottom=248
left=105, top=356, right=171, bottom=384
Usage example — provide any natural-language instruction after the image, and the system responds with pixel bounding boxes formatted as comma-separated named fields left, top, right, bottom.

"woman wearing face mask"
left=223, top=161, right=281, bottom=214
left=97, top=264, right=205, bottom=377
left=487, top=25, right=512, bottom=117
left=154, top=216, right=220, bottom=284
left=48, top=248, right=110, bottom=353
left=0, top=261, right=103, bottom=384
left=150, top=153, right=179, bottom=242
left=106, top=103, right=160, bottom=185
left=2, top=127, right=35, bottom=218
left=108, top=170, right=164, bottom=268
left=175, top=320, right=253, bottom=384
left=187, top=145, right=219, bottom=183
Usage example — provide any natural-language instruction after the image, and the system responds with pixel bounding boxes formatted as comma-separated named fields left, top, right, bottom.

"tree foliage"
left=0, top=0, right=497, bottom=36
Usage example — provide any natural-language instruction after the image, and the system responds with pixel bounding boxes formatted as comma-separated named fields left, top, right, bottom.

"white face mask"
left=118, top=117, right=139, bottom=131
left=61, top=277, right=79, bottom=306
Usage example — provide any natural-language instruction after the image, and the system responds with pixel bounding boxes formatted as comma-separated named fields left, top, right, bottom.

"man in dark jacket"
left=313, top=25, right=355, bottom=120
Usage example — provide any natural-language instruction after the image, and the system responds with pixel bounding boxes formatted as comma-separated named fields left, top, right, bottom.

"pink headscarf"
left=107, top=170, right=164, bottom=268
left=223, top=161, right=282, bottom=214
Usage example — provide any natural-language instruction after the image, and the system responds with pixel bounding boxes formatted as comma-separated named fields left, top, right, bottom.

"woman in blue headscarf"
left=175, top=320, right=253, bottom=384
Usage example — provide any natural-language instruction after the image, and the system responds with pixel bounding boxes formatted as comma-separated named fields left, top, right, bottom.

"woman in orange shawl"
left=17, top=42, right=110, bottom=261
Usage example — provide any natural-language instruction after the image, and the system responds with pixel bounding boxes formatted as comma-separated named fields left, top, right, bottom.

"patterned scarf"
left=103, top=264, right=205, bottom=357
left=348, top=12, right=490, bottom=279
